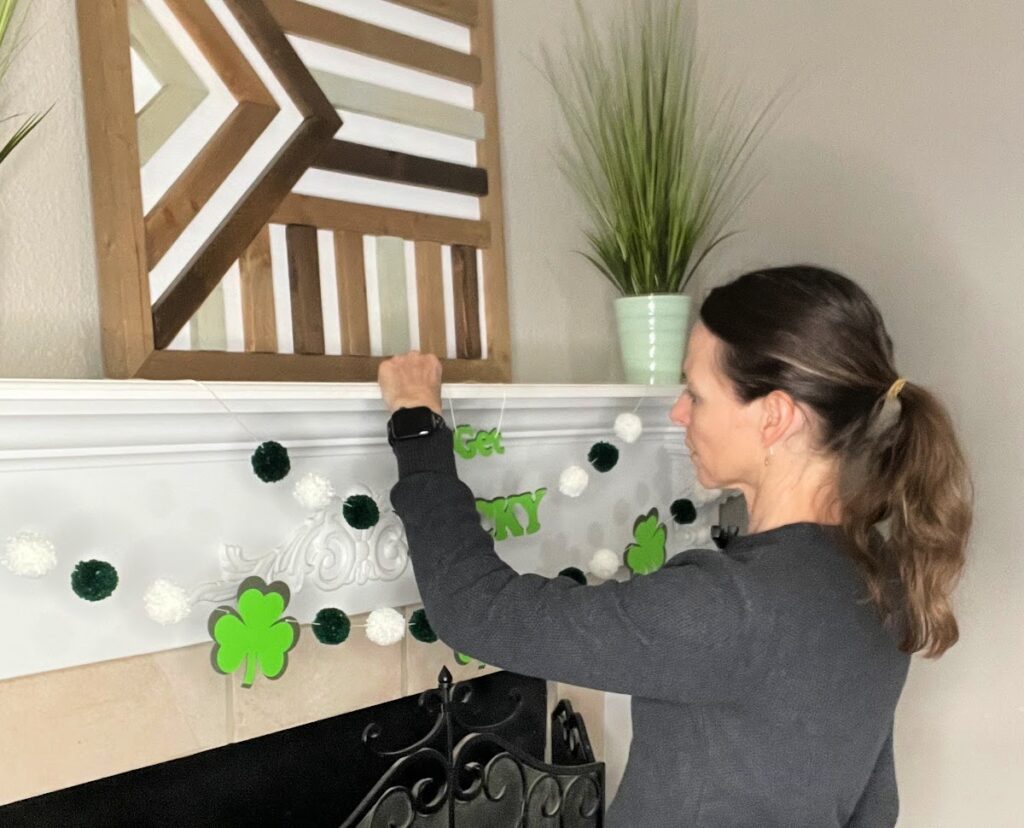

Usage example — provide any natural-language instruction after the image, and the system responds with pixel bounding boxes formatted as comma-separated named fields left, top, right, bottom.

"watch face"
left=392, top=406, right=436, bottom=440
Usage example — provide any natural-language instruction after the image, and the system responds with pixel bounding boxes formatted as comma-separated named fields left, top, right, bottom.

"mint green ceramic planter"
left=614, top=294, right=691, bottom=385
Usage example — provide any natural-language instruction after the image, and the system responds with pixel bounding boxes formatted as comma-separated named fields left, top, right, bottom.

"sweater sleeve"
left=846, top=726, right=899, bottom=827
left=389, top=422, right=763, bottom=704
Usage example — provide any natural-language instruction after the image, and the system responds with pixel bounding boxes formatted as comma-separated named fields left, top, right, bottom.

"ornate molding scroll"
left=191, top=484, right=408, bottom=604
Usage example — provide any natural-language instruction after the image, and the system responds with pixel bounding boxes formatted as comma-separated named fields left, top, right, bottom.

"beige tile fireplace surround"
left=0, top=381, right=724, bottom=806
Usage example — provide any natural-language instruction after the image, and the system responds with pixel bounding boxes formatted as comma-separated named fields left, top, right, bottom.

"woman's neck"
left=740, top=457, right=842, bottom=534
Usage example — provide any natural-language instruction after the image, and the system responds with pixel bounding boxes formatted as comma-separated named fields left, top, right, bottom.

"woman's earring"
left=764, top=445, right=774, bottom=467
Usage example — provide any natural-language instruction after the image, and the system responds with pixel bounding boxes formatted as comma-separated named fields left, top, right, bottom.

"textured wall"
left=0, top=0, right=102, bottom=378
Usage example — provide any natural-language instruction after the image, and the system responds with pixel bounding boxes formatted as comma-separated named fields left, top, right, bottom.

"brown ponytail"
left=701, top=266, right=973, bottom=657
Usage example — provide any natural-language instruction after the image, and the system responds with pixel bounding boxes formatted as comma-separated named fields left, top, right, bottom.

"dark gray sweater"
left=390, top=421, right=910, bottom=827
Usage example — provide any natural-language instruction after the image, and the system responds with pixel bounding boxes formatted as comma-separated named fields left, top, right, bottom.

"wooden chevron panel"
left=81, top=0, right=509, bottom=382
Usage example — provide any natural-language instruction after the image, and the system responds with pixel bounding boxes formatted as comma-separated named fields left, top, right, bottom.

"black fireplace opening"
left=2, top=669, right=604, bottom=827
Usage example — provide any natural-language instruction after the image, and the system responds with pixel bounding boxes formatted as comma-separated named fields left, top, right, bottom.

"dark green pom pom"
left=670, top=498, right=697, bottom=524
left=312, top=607, right=350, bottom=645
left=558, top=566, right=587, bottom=586
left=71, top=559, right=118, bottom=601
left=251, top=441, right=290, bottom=482
left=409, top=608, right=437, bottom=643
left=587, top=441, right=619, bottom=472
left=343, top=494, right=379, bottom=529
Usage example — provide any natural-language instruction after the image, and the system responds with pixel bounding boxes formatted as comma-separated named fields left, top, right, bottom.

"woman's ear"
left=760, top=389, right=803, bottom=448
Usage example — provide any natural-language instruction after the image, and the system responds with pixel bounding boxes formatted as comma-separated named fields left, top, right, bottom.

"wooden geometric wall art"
left=77, top=0, right=511, bottom=382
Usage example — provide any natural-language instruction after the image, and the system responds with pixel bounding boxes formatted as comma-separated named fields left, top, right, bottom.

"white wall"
left=0, top=0, right=628, bottom=382
left=0, top=0, right=102, bottom=378
left=695, top=3, right=1024, bottom=825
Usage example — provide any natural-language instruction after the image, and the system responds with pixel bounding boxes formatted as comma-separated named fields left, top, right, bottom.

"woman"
left=378, top=265, right=972, bottom=827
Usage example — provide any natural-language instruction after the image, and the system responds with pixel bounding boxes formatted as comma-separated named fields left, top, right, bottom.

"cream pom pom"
left=558, top=465, right=589, bottom=497
left=293, top=472, right=335, bottom=510
left=2, top=532, right=57, bottom=578
left=588, top=548, right=621, bottom=580
left=366, top=607, right=406, bottom=646
left=614, top=412, right=643, bottom=444
left=692, top=482, right=723, bottom=506
left=144, top=579, right=192, bottom=625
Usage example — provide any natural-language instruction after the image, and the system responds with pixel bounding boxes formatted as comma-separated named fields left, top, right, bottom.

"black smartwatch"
left=387, top=406, right=447, bottom=447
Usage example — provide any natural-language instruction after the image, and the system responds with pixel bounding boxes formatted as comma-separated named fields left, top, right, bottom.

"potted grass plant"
left=541, top=0, right=775, bottom=384
left=1, top=0, right=47, bottom=169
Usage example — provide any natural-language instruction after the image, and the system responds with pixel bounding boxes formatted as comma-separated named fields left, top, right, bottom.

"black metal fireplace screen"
left=341, top=667, right=605, bottom=827
left=1, top=667, right=604, bottom=827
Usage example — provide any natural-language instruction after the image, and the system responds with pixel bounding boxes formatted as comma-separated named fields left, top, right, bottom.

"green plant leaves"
left=538, top=0, right=779, bottom=295
left=209, top=577, right=300, bottom=688
left=0, top=0, right=48, bottom=170
left=625, top=508, right=667, bottom=575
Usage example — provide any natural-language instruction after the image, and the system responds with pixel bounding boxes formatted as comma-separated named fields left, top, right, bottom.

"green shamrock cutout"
left=208, top=576, right=300, bottom=688
left=454, top=650, right=488, bottom=670
left=624, top=508, right=667, bottom=575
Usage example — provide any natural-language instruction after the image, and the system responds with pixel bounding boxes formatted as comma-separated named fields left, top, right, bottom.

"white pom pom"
left=588, top=548, right=621, bottom=580
left=692, top=483, right=723, bottom=505
left=293, top=472, right=335, bottom=510
left=614, top=412, right=643, bottom=444
left=2, top=532, right=57, bottom=578
left=558, top=465, right=590, bottom=497
left=366, top=607, right=406, bottom=646
left=143, top=579, right=192, bottom=625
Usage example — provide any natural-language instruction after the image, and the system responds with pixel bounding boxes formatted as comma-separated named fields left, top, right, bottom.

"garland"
left=2, top=393, right=726, bottom=687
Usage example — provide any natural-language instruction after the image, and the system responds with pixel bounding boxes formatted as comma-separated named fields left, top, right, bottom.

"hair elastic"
left=886, top=378, right=908, bottom=401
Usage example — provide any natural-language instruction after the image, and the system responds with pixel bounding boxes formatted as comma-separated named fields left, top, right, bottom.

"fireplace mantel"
left=0, top=380, right=723, bottom=682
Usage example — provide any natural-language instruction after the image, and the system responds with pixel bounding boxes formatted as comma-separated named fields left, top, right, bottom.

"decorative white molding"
left=191, top=486, right=409, bottom=605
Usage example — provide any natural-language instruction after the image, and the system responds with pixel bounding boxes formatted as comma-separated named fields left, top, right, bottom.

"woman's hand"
left=377, top=350, right=444, bottom=415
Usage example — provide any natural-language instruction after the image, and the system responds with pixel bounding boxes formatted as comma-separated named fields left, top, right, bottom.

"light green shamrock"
left=208, top=576, right=300, bottom=688
left=624, top=508, right=667, bottom=575
left=454, top=650, right=487, bottom=670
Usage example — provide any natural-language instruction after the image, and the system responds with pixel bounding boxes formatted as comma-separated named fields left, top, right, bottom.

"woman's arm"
left=846, top=726, right=898, bottom=827
left=389, top=422, right=764, bottom=704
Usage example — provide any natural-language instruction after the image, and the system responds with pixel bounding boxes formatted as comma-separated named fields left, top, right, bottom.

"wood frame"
left=78, top=0, right=511, bottom=382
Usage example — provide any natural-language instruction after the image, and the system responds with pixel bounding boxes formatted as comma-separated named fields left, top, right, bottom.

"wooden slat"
left=239, top=226, right=277, bottom=352
left=228, top=0, right=333, bottom=120
left=415, top=242, right=446, bottom=357
left=189, top=284, right=228, bottom=351
left=129, top=0, right=207, bottom=164
left=376, top=237, right=412, bottom=355
left=145, top=103, right=276, bottom=268
left=451, top=244, right=481, bottom=359
left=470, top=0, right=511, bottom=379
left=334, top=231, right=371, bottom=355
left=151, top=0, right=342, bottom=350
left=286, top=224, right=325, bottom=355
left=165, top=0, right=276, bottom=106
left=391, top=0, right=479, bottom=27
left=311, top=69, right=484, bottom=139
left=138, top=350, right=508, bottom=382
left=265, top=0, right=482, bottom=85
left=315, top=140, right=487, bottom=196
left=273, top=194, right=490, bottom=248
left=77, top=0, right=154, bottom=377
left=136, top=83, right=207, bottom=166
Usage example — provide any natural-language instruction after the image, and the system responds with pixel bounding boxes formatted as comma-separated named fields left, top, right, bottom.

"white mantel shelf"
left=0, top=380, right=685, bottom=468
left=0, top=380, right=719, bottom=683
